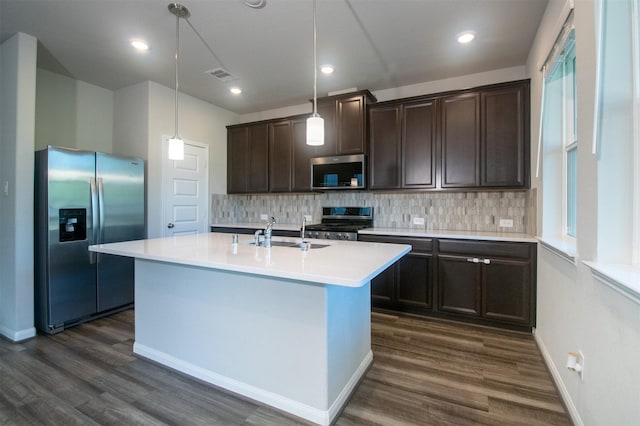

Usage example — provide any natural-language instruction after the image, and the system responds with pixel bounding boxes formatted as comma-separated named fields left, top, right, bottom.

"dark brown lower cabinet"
left=363, top=235, right=536, bottom=331
left=359, top=235, right=433, bottom=314
left=437, top=254, right=481, bottom=316
left=437, top=239, right=536, bottom=329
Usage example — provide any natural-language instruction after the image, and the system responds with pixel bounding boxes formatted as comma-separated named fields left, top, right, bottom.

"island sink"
left=242, top=239, right=329, bottom=249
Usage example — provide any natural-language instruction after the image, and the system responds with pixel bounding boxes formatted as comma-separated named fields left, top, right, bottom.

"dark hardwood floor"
left=0, top=310, right=571, bottom=425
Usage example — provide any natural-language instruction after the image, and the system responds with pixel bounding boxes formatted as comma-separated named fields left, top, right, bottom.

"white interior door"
left=163, top=138, right=209, bottom=237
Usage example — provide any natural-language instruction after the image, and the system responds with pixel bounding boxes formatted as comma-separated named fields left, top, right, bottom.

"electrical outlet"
left=304, top=215, right=312, bottom=222
left=413, top=217, right=425, bottom=225
left=499, top=219, right=513, bottom=228
left=2, top=181, right=8, bottom=197
left=260, top=214, right=268, bottom=221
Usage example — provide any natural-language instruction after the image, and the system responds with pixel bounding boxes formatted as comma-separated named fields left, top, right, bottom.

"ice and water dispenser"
left=59, top=208, right=87, bottom=242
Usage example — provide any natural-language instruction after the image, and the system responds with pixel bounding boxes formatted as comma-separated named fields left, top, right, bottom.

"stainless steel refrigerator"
left=34, top=146, right=145, bottom=334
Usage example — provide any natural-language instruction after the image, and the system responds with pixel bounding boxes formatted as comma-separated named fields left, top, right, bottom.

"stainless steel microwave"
left=311, top=154, right=366, bottom=190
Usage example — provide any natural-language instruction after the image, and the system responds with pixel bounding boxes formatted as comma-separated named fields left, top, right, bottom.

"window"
left=540, top=14, right=577, bottom=243
left=585, top=0, right=640, bottom=303
left=594, top=0, right=639, bottom=265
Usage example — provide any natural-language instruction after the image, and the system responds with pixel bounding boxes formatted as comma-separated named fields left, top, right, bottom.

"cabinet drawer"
left=438, top=239, right=531, bottom=259
left=359, top=235, right=433, bottom=252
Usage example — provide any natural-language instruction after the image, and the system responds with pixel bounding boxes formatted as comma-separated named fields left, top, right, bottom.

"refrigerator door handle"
left=90, top=177, right=99, bottom=264
left=97, top=177, right=105, bottom=246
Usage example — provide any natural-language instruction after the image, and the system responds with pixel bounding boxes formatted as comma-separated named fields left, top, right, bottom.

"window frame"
left=540, top=22, right=577, bottom=244
left=562, top=46, right=578, bottom=240
left=632, top=0, right=640, bottom=265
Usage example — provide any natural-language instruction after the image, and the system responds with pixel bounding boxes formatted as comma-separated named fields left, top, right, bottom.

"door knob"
left=167, top=223, right=175, bottom=228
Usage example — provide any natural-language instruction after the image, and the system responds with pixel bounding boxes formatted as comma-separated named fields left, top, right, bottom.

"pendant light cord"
left=174, top=10, right=180, bottom=138
left=312, top=0, right=318, bottom=116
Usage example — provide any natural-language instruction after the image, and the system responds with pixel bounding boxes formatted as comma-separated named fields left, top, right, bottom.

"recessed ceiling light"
left=130, top=39, right=150, bottom=51
left=230, top=87, right=242, bottom=95
left=320, top=64, right=334, bottom=74
left=457, top=31, right=475, bottom=44
left=243, top=0, right=266, bottom=9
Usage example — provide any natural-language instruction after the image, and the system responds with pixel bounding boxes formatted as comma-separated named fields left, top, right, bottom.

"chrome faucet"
left=301, top=216, right=307, bottom=243
left=264, top=216, right=276, bottom=248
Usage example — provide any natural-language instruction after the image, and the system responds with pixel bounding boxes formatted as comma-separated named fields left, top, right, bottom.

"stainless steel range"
left=304, top=207, right=373, bottom=241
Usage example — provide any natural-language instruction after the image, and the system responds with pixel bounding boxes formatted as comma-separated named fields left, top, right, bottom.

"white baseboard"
left=535, top=332, right=583, bottom=426
left=0, top=325, right=36, bottom=342
left=134, top=342, right=372, bottom=426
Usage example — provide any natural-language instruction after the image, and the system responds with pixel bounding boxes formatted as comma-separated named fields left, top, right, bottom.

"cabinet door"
left=247, top=124, right=269, bottom=193
left=403, top=100, right=436, bottom=188
left=437, top=254, right=481, bottom=316
left=397, top=252, right=433, bottom=309
left=441, top=93, right=480, bottom=188
left=291, top=118, right=315, bottom=192
left=269, top=121, right=292, bottom=192
left=371, top=263, right=396, bottom=307
left=481, top=84, right=529, bottom=187
left=369, top=105, right=401, bottom=189
left=227, top=126, right=248, bottom=193
left=482, top=258, right=531, bottom=324
left=337, top=95, right=367, bottom=154
left=312, top=100, right=337, bottom=157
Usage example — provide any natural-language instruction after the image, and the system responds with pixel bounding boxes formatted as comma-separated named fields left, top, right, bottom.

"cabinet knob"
left=167, top=223, right=175, bottom=229
left=483, top=258, right=491, bottom=264
left=466, top=258, right=480, bottom=263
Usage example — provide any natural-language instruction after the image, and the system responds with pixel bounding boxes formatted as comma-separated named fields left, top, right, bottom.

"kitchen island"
left=89, top=233, right=410, bottom=425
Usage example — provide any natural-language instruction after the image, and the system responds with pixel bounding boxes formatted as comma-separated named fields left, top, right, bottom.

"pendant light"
left=168, top=3, right=190, bottom=160
left=306, top=0, right=324, bottom=146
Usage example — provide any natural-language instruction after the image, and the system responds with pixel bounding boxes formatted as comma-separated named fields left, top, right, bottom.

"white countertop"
left=90, top=233, right=410, bottom=288
left=211, top=223, right=536, bottom=242
left=359, top=227, right=537, bottom=243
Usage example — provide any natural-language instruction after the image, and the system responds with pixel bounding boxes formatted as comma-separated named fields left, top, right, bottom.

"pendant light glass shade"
left=306, top=0, right=324, bottom=146
left=168, top=136, right=184, bottom=160
left=306, top=114, right=324, bottom=146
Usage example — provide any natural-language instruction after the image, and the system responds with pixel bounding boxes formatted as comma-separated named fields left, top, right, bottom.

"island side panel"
left=326, top=282, right=373, bottom=415
left=133, top=258, right=367, bottom=424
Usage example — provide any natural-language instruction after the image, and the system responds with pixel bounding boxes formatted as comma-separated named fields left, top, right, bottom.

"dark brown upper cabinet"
left=368, top=104, right=401, bottom=189
left=268, top=121, right=293, bottom=192
left=227, top=122, right=269, bottom=193
left=369, top=98, right=438, bottom=190
left=369, top=80, right=530, bottom=191
left=480, top=82, right=530, bottom=188
left=440, top=92, right=481, bottom=188
left=316, top=90, right=376, bottom=156
left=227, top=126, right=249, bottom=194
left=402, top=100, right=437, bottom=188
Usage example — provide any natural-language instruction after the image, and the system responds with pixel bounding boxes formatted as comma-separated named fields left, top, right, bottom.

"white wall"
left=75, top=79, right=113, bottom=153
left=234, top=66, right=527, bottom=124
left=0, top=33, right=37, bottom=342
left=35, top=69, right=75, bottom=149
left=114, top=80, right=237, bottom=238
left=35, top=69, right=113, bottom=152
left=527, top=0, right=640, bottom=424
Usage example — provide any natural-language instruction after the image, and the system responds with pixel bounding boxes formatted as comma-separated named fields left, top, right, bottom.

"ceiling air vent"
left=205, top=68, right=237, bottom=82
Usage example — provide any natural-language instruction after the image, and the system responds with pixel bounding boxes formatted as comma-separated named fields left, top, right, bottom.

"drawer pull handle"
left=466, top=258, right=480, bottom=263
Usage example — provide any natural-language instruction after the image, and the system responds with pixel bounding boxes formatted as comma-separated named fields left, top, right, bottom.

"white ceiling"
left=0, top=0, right=548, bottom=115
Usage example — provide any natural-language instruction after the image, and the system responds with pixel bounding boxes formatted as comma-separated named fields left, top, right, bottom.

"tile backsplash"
left=211, top=191, right=534, bottom=235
